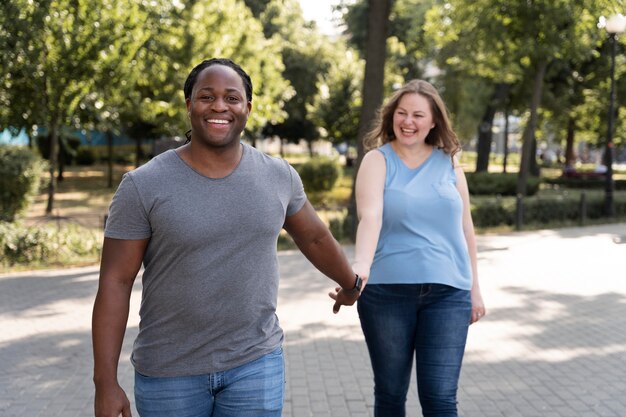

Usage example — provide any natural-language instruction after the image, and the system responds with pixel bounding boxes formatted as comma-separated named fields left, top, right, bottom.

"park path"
left=1, top=223, right=625, bottom=416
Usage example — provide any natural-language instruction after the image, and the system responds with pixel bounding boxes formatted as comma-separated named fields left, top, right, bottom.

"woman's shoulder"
left=363, top=146, right=388, bottom=165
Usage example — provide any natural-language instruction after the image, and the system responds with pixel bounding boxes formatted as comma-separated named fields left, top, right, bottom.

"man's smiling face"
left=186, top=64, right=251, bottom=149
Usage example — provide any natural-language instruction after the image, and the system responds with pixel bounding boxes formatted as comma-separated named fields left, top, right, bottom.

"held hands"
left=328, top=267, right=369, bottom=314
left=328, top=286, right=360, bottom=314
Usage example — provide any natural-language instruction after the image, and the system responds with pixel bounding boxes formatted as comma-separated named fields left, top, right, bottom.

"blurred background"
left=1, top=0, right=626, bottom=272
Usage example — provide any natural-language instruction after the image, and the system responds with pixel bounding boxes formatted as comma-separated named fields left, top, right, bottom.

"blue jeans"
left=358, top=284, right=471, bottom=417
left=134, top=347, right=284, bottom=417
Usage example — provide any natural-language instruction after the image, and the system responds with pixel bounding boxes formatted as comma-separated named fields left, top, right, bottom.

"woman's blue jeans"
left=134, top=347, right=284, bottom=417
left=357, top=284, right=471, bottom=417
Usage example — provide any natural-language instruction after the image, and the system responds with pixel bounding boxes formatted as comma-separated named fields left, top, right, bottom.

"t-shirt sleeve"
left=286, top=164, right=307, bottom=216
left=104, top=173, right=152, bottom=240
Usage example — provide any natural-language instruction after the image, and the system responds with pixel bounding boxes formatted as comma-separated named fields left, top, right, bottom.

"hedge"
left=465, top=172, right=540, bottom=196
left=296, top=157, right=341, bottom=193
left=545, top=177, right=626, bottom=190
left=471, top=193, right=626, bottom=229
left=0, top=222, right=100, bottom=269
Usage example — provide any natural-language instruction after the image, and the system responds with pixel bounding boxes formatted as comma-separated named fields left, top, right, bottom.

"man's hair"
left=183, top=58, right=253, bottom=102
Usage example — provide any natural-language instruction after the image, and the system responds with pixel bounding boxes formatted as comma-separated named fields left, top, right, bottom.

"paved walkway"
left=1, top=223, right=625, bottom=417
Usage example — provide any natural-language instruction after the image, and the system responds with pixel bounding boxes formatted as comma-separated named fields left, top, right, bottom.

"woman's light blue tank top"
left=368, top=144, right=472, bottom=290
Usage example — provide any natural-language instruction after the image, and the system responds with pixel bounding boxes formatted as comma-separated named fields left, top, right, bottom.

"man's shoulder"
left=128, top=150, right=178, bottom=176
left=244, top=144, right=291, bottom=173
left=122, top=150, right=182, bottom=190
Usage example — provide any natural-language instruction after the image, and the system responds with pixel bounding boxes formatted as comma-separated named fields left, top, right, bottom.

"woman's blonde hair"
left=363, top=79, right=461, bottom=158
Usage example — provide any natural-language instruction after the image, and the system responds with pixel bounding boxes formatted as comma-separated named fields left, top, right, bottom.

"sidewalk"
left=1, top=223, right=625, bottom=416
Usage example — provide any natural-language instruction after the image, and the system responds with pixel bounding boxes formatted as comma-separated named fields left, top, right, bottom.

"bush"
left=545, top=177, right=626, bottom=191
left=471, top=193, right=626, bottom=229
left=297, top=157, right=341, bottom=193
left=328, top=210, right=354, bottom=243
left=0, top=222, right=100, bottom=269
left=0, top=146, right=48, bottom=221
left=75, top=146, right=97, bottom=165
left=471, top=198, right=515, bottom=228
left=466, top=172, right=540, bottom=196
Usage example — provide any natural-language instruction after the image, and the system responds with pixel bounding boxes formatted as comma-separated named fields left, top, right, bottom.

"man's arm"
left=92, top=237, right=149, bottom=417
left=283, top=201, right=359, bottom=313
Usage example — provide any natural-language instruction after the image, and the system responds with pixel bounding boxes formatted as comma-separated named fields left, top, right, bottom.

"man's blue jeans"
left=357, top=284, right=471, bottom=417
left=134, top=347, right=284, bottom=417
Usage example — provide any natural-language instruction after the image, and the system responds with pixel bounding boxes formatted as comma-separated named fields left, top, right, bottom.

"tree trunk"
left=348, top=0, right=394, bottom=239
left=45, top=122, right=59, bottom=214
left=516, top=60, right=548, bottom=196
left=503, top=107, right=509, bottom=173
left=530, top=136, right=540, bottom=176
left=107, top=131, right=114, bottom=188
left=564, top=116, right=576, bottom=167
left=475, top=83, right=509, bottom=173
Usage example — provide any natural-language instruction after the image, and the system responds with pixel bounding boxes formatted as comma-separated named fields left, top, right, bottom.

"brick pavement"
left=1, top=223, right=625, bottom=416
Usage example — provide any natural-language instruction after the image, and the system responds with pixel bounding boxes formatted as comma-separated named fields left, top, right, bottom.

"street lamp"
left=603, top=14, right=626, bottom=217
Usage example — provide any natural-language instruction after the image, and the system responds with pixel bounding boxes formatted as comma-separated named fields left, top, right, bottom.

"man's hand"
left=328, top=286, right=360, bottom=314
left=94, top=383, right=132, bottom=417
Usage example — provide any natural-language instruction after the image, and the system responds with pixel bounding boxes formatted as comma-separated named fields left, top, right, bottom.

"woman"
left=352, top=80, right=485, bottom=417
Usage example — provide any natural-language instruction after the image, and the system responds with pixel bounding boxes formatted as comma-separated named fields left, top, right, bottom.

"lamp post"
left=604, top=14, right=626, bottom=217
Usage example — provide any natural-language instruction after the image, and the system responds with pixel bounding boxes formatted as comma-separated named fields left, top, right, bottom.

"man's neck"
left=177, top=142, right=243, bottom=179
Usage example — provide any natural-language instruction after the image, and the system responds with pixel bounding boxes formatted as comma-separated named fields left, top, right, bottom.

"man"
left=92, top=58, right=362, bottom=417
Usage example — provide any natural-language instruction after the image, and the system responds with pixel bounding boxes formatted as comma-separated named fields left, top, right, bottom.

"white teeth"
left=206, top=119, right=229, bottom=124
left=401, top=128, right=416, bottom=134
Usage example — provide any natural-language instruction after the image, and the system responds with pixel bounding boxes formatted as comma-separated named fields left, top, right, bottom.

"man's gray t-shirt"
left=104, top=144, right=307, bottom=377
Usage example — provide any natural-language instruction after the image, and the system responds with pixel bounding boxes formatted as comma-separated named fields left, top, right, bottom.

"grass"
left=24, top=164, right=130, bottom=230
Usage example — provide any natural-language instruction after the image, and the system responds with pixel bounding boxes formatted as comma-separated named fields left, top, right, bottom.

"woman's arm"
left=454, top=156, right=485, bottom=323
left=352, top=150, right=386, bottom=284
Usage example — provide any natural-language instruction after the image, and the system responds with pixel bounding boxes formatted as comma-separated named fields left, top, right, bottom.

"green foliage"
left=256, top=0, right=344, bottom=145
left=297, top=157, right=341, bottom=193
left=309, top=47, right=363, bottom=145
left=472, top=198, right=515, bottom=228
left=0, top=222, right=100, bottom=269
left=0, top=146, right=47, bottom=222
left=466, top=172, right=540, bottom=196
left=328, top=212, right=354, bottom=243
left=471, top=192, right=626, bottom=229
left=546, top=177, right=626, bottom=190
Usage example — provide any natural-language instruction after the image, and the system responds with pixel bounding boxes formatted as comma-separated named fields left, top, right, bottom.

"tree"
left=344, top=0, right=394, bottom=237
left=1, top=0, right=153, bottom=212
left=309, top=47, right=364, bottom=154
left=353, top=0, right=394, bottom=166
left=255, top=0, right=337, bottom=155
left=426, top=0, right=615, bottom=194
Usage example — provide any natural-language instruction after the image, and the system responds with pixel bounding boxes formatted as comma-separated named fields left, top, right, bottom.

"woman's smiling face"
left=392, top=93, right=435, bottom=146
